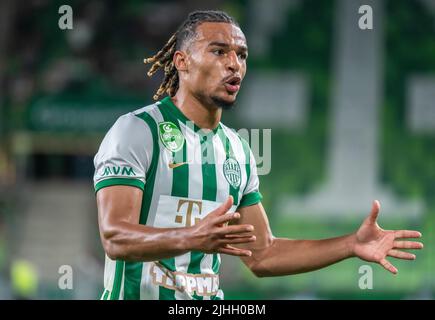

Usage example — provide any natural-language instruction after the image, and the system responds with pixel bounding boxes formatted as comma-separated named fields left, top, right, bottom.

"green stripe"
left=159, top=287, right=177, bottom=300
left=102, top=289, right=110, bottom=300
left=212, top=254, right=220, bottom=273
left=239, top=191, right=263, bottom=207
left=110, top=261, right=124, bottom=300
left=200, top=133, right=217, bottom=202
left=187, top=253, right=203, bottom=300
left=123, top=261, right=143, bottom=300
left=171, top=140, right=189, bottom=197
left=157, top=101, right=190, bottom=300
left=123, top=109, right=160, bottom=300
left=95, top=178, right=144, bottom=193
left=211, top=248, right=220, bottom=299
left=211, top=253, right=221, bottom=299
left=216, top=128, right=240, bottom=204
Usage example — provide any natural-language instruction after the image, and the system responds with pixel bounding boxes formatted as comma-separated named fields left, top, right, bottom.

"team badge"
left=223, top=158, right=241, bottom=189
left=158, top=121, right=185, bottom=152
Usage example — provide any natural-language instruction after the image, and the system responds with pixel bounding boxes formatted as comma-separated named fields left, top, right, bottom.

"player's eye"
left=238, top=52, right=248, bottom=60
left=212, top=49, right=225, bottom=56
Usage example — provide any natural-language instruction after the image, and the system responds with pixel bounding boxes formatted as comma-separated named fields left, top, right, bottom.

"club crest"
left=159, top=121, right=185, bottom=153
left=223, top=158, right=241, bottom=189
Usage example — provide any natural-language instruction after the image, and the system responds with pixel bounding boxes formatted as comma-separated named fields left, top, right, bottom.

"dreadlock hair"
left=144, top=10, right=239, bottom=101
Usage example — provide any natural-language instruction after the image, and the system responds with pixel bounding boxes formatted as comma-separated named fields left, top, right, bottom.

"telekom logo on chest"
left=153, top=195, right=237, bottom=228
left=175, top=199, right=203, bottom=227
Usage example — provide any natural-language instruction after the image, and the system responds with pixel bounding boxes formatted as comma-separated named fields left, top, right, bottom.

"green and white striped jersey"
left=93, top=97, right=262, bottom=300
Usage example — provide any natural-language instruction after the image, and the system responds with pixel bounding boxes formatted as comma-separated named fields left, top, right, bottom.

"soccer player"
left=94, top=10, right=423, bottom=300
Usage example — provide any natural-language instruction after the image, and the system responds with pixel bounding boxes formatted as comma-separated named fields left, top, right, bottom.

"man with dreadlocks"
left=93, top=10, right=423, bottom=300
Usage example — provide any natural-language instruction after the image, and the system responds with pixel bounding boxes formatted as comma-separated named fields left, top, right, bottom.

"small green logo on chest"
left=158, top=121, right=185, bottom=153
left=223, top=158, right=241, bottom=189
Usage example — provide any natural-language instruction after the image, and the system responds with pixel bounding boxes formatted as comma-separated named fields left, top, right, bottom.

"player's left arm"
left=235, top=201, right=423, bottom=277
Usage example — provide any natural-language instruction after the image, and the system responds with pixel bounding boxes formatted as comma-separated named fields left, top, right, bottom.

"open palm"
left=353, top=200, right=423, bottom=274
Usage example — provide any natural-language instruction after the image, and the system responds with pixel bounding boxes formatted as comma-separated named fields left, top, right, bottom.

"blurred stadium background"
left=0, top=0, right=434, bottom=299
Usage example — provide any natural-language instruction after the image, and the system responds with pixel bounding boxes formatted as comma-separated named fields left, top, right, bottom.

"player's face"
left=185, top=22, right=248, bottom=109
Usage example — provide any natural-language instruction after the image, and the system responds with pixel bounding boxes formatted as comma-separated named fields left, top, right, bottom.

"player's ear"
left=173, top=50, right=188, bottom=72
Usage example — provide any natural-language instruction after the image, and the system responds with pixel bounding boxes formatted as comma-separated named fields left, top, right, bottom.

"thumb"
left=368, top=200, right=380, bottom=224
left=213, top=196, right=234, bottom=216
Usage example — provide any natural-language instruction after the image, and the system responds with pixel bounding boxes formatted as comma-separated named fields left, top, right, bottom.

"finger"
left=387, top=249, right=416, bottom=260
left=393, top=241, right=424, bottom=250
left=218, top=236, right=256, bottom=245
left=368, top=200, right=380, bottom=224
left=214, top=211, right=240, bottom=225
left=209, top=196, right=234, bottom=218
left=216, top=224, right=254, bottom=235
left=224, top=233, right=255, bottom=239
left=380, top=258, right=398, bottom=274
left=217, top=246, right=252, bottom=257
left=394, top=230, right=422, bottom=239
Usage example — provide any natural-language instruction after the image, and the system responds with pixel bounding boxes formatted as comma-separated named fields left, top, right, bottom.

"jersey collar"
left=160, top=96, right=221, bottom=135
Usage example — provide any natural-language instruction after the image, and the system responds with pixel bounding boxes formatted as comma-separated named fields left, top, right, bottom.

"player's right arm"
left=97, top=188, right=254, bottom=261
left=94, top=113, right=254, bottom=262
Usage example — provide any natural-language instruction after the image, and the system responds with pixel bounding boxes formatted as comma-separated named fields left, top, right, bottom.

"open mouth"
left=223, top=75, right=241, bottom=94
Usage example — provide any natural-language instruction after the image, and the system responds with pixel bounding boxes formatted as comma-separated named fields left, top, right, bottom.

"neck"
left=171, top=89, right=222, bottom=130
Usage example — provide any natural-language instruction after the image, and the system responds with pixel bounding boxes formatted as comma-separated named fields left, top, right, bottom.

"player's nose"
left=227, top=50, right=241, bottom=73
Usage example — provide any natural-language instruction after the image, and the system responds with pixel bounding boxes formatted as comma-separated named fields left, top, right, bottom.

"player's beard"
left=210, top=95, right=236, bottom=110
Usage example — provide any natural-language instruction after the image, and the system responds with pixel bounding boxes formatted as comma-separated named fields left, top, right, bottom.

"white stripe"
left=143, top=104, right=167, bottom=227
left=200, top=254, right=214, bottom=300
left=140, top=262, right=159, bottom=300
left=172, top=120, right=191, bottom=299
left=200, top=254, right=214, bottom=275
left=174, top=251, right=192, bottom=300
left=103, top=255, right=117, bottom=292
left=181, top=121, right=203, bottom=200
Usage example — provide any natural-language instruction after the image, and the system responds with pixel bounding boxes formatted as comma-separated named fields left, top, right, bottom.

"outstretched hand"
left=352, top=200, right=423, bottom=274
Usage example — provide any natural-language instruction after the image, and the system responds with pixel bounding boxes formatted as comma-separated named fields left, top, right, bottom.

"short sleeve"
left=93, top=113, right=153, bottom=193
left=238, top=148, right=263, bottom=208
